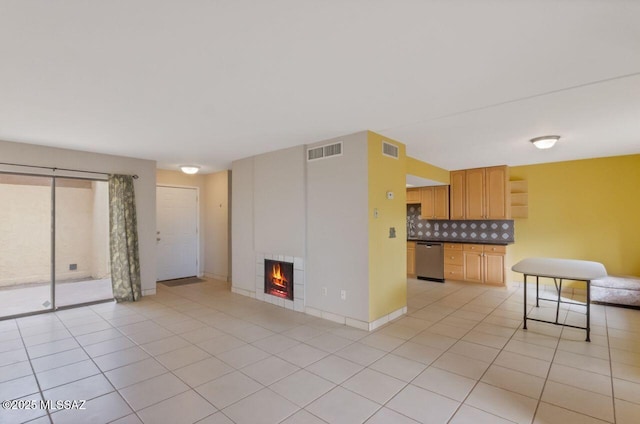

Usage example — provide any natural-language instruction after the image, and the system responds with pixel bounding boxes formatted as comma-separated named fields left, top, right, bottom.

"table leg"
left=523, top=274, right=528, bottom=330
left=586, top=280, right=591, bottom=342
left=555, top=278, right=563, bottom=324
left=536, top=276, right=539, bottom=307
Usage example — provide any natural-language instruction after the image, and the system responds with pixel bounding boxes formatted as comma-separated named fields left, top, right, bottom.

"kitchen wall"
left=407, top=156, right=450, bottom=184
left=509, top=154, right=640, bottom=282
left=0, top=139, right=157, bottom=294
left=368, top=132, right=407, bottom=322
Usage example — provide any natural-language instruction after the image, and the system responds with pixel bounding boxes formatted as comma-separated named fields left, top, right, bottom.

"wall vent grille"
left=324, top=142, right=342, bottom=158
left=307, top=142, right=343, bottom=161
left=382, top=141, right=399, bottom=159
left=307, top=147, right=324, bottom=161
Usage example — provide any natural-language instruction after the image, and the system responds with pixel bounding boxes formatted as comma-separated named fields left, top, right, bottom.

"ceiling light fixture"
left=180, top=165, right=200, bottom=174
left=530, top=135, right=560, bottom=149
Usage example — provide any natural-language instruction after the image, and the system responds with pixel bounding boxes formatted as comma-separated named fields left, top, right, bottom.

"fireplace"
left=264, top=259, right=294, bottom=300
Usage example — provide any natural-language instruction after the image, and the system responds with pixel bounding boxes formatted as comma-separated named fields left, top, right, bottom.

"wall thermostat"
left=386, top=191, right=394, bottom=200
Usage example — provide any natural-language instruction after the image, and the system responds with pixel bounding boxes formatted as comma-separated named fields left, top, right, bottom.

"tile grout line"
left=14, top=319, right=54, bottom=424
left=52, top=306, right=146, bottom=424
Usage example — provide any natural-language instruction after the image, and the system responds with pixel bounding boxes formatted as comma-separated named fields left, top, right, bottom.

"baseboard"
left=142, top=288, right=156, bottom=296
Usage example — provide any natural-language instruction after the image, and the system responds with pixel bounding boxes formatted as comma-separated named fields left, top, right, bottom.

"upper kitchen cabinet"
left=449, top=171, right=465, bottom=219
left=406, top=188, right=421, bottom=204
left=451, top=165, right=510, bottom=219
left=420, top=186, right=449, bottom=219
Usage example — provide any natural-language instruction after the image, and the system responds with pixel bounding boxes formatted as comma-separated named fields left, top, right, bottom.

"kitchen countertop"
left=407, top=238, right=511, bottom=246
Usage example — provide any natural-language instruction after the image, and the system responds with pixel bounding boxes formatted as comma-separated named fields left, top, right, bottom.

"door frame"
left=156, top=184, right=201, bottom=280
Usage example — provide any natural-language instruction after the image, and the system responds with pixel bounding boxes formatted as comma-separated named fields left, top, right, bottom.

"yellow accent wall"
left=509, top=154, right=640, bottom=283
left=367, top=131, right=408, bottom=321
left=407, top=156, right=450, bottom=184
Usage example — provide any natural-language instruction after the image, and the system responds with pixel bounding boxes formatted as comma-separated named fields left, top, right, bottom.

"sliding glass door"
left=0, top=174, right=53, bottom=317
left=0, top=174, right=113, bottom=319
left=55, top=178, right=113, bottom=307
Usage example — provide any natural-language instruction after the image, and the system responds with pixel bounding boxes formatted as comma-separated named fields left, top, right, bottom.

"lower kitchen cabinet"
left=407, top=241, right=416, bottom=277
left=445, top=243, right=506, bottom=285
left=444, top=243, right=464, bottom=281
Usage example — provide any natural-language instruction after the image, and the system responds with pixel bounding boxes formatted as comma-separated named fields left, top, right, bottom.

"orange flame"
left=271, top=263, right=287, bottom=288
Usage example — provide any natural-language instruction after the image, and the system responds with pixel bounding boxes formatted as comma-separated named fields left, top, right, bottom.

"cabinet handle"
left=450, top=256, right=455, bottom=259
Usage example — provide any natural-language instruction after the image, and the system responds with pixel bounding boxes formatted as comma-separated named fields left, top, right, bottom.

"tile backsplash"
left=407, top=204, right=515, bottom=244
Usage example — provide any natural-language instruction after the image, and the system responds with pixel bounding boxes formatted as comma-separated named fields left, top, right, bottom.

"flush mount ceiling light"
left=180, top=165, right=200, bottom=174
left=530, top=135, right=560, bottom=149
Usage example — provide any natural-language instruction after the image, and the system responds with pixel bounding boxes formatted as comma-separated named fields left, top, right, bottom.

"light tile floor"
left=1, top=278, right=640, bottom=423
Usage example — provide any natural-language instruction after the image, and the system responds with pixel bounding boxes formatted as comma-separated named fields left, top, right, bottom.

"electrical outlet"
left=322, top=287, right=328, bottom=296
left=340, top=290, right=346, bottom=300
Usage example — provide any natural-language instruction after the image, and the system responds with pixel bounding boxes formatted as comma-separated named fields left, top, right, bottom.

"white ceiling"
left=1, top=1, right=639, bottom=173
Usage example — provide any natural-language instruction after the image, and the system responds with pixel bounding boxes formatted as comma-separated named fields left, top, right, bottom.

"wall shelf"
left=510, top=180, right=528, bottom=218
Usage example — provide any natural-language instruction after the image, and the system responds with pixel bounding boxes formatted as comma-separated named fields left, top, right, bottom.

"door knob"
left=156, top=238, right=161, bottom=241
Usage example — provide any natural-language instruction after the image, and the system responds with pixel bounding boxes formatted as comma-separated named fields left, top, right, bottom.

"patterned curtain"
left=108, top=175, right=142, bottom=302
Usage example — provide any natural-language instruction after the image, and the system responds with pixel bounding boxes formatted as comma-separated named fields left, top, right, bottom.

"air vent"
left=307, top=147, right=324, bottom=161
left=324, top=142, right=342, bottom=158
left=382, top=141, right=399, bottom=159
left=307, top=142, right=343, bottom=161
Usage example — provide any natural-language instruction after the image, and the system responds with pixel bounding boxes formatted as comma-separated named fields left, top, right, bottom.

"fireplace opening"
left=264, top=259, right=294, bottom=300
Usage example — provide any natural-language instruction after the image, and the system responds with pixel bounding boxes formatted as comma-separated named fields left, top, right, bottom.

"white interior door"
left=156, top=186, right=198, bottom=281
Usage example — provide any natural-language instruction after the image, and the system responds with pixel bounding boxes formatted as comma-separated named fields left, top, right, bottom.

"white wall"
left=231, top=157, right=255, bottom=291
left=0, top=139, right=157, bottom=294
left=254, top=146, right=306, bottom=258
left=204, top=170, right=230, bottom=281
left=230, top=132, right=371, bottom=323
left=306, top=132, right=370, bottom=321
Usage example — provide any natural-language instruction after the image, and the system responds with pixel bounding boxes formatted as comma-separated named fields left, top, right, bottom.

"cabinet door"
left=407, top=188, right=421, bottom=204
left=420, top=187, right=435, bottom=219
left=465, top=168, right=485, bottom=219
left=433, top=185, right=450, bottom=219
left=407, top=247, right=416, bottom=275
left=485, top=166, right=509, bottom=219
left=484, top=252, right=505, bottom=285
left=450, top=171, right=466, bottom=219
left=463, top=251, right=483, bottom=283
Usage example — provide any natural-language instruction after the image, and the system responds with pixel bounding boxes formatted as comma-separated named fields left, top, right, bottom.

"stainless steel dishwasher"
left=415, top=242, right=444, bottom=283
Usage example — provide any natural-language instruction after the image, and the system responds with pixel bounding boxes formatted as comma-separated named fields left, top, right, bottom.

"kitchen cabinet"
left=451, top=165, right=510, bottom=219
left=449, top=171, right=465, bottom=219
left=406, top=188, right=421, bottom=204
left=407, top=241, right=416, bottom=276
left=444, top=243, right=464, bottom=281
left=463, top=244, right=506, bottom=285
left=420, top=186, right=449, bottom=219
